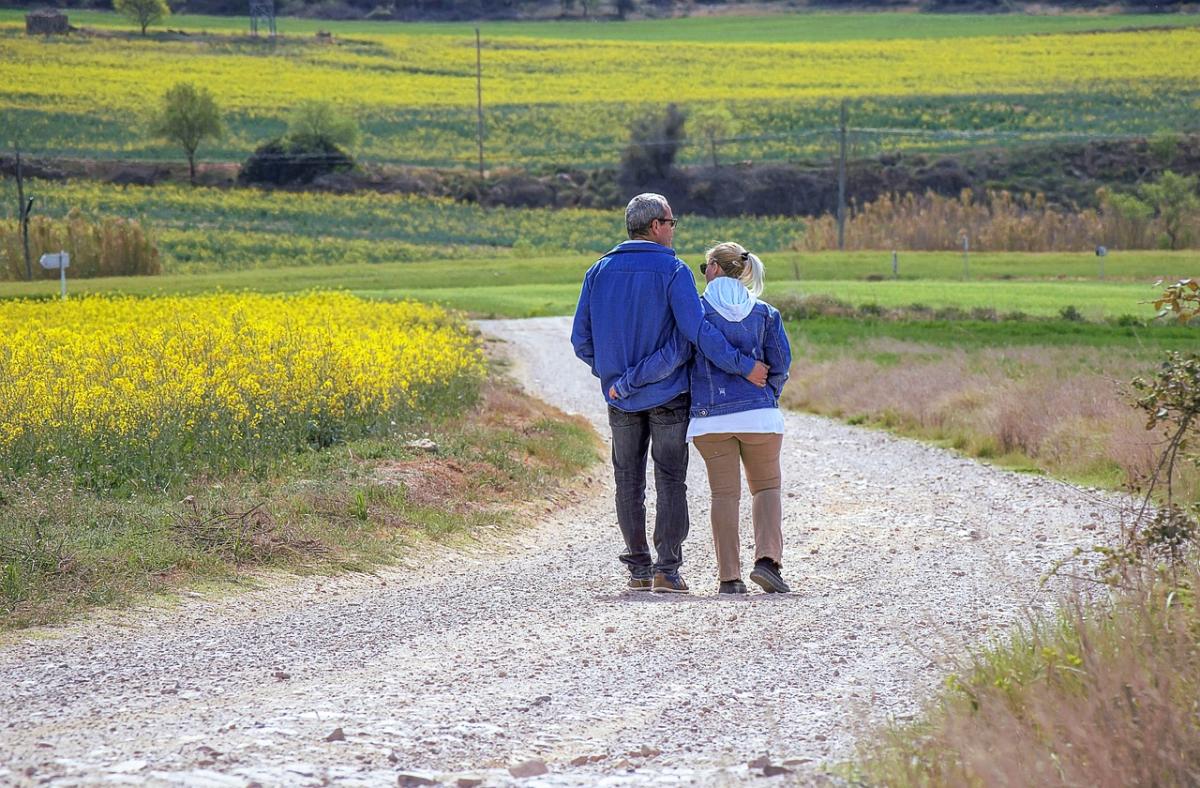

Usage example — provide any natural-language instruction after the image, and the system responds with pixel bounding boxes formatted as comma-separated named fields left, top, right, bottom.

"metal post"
left=892, top=249, right=898, bottom=279
left=836, top=100, right=847, bottom=252
left=15, top=145, right=32, bottom=281
left=961, top=232, right=970, bottom=280
left=475, top=28, right=485, bottom=179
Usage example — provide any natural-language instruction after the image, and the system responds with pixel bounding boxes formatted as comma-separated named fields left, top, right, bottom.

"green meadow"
left=4, top=8, right=1198, bottom=41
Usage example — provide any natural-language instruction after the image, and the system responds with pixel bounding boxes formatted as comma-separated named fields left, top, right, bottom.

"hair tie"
left=740, top=251, right=750, bottom=262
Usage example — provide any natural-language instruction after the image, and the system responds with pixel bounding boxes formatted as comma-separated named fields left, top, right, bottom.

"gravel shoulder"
left=0, top=316, right=1125, bottom=787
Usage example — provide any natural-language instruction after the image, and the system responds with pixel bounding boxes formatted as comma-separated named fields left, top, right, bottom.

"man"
left=571, top=193, right=768, bottom=594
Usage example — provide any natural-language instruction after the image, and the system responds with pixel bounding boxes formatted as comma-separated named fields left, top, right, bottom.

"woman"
left=611, top=242, right=792, bottom=594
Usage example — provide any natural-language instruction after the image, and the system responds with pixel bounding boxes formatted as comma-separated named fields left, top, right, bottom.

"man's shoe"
left=750, top=559, right=791, bottom=593
left=718, top=579, right=748, bottom=595
left=628, top=576, right=653, bottom=592
left=652, top=571, right=690, bottom=594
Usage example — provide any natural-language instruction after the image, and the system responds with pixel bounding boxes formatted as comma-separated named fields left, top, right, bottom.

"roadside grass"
left=0, top=371, right=601, bottom=630
left=849, top=566, right=1200, bottom=785
left=782, top=317, right=1199, bottom=498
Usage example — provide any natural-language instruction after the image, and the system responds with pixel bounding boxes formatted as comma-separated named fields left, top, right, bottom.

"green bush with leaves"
left=286, top=99, right=361, bottom=151
left=1141, top=171, right=1200, bottom=250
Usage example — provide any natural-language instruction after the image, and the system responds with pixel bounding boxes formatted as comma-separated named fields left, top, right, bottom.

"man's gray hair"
left=625, top=193, right=670, bottom=239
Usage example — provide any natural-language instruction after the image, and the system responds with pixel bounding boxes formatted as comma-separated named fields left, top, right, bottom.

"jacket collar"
left=605, top=240, right=676, bottom=256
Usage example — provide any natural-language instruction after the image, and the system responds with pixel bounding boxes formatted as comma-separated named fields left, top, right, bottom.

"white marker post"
left=38, top=251, right=70, bottom=300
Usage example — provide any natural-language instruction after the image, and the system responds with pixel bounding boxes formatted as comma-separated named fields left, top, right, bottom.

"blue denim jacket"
left=570, top=241, right=757, bottom=413
left=613, top=297, right=791, bottom=418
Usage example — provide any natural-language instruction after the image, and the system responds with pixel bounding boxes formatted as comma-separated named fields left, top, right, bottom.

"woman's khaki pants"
left=691, top=432, right=783, bottom=582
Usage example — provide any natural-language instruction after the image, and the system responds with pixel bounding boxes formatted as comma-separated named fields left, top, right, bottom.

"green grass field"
left=4, top=8, right=1197, bottom=42
left=1, top=248, right=1194, bottom=325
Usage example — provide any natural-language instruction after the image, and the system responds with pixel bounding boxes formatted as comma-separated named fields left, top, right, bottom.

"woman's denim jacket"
left=613, top=299, right=791, bottom=419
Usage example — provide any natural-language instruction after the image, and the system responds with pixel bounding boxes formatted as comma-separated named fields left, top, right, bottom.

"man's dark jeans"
left=607, top=393, right=690, bottom=577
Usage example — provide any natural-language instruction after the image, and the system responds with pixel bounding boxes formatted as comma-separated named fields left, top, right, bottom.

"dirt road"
left=0, top=316, right=1121, bottom=786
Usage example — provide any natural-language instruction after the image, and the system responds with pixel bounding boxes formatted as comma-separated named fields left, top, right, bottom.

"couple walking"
left=571, top=193, right=792, bottom=596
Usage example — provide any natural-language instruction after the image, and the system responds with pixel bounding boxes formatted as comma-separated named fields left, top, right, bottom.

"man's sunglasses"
left=654, top=217, right=678, bottom=228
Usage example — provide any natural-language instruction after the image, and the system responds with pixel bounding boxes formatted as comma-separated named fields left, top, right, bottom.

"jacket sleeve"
left=667, top=266, right=756, bottom=377
left=763, top=307, right=792, bottom=400
left=612, top=329, right=693, bottom=399
left=570, top=272, right=599, bottom=378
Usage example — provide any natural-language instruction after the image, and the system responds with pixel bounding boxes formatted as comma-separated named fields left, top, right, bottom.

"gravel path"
left=0, top=316, right=1124, bottom=787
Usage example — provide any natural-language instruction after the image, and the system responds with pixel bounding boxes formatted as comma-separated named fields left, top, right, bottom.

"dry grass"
left=783, top=339, right=1196, bottom=497
left=854, top=568, right=1200, bottom=786
left=1, top=209, right=161, bottom=279
left=797, top=189, right=1200, bottom=252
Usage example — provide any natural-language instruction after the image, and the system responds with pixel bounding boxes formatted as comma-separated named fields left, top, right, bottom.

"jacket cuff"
left=738, top=354, right=757, bottom=378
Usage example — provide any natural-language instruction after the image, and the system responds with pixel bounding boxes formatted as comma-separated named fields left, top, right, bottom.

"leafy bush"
left=239, top=137, right=355, bottom=186
left=619, top=103, right=687, bottom=194
left=286, top=99, right=361, bottom=150
left=1058, top=304, right=1083, bottom=322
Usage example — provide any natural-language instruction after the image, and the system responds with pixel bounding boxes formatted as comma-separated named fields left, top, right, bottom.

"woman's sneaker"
left=652, top=571, right=690, bottom=594
left=750, top=558, right=791, bottom=593
left=718, top=579, right=748, bottom=595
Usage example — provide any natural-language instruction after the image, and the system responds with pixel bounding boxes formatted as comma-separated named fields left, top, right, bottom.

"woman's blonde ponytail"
left=741, top=253, right=765, bottom=298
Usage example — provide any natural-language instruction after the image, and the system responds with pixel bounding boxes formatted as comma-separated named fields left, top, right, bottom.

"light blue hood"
left=702, top=276, right=756, bottom=322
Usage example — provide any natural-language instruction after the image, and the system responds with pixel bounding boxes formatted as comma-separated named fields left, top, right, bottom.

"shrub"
left=239, top=137, right=355, bottom=186
left=286, top=99, right=360, bottom=150
left=1140, top=171, right=1200, bottom=250
left=619, top=103, right=687, bottom=194
left=1059, top=305, right=1083, bottom=322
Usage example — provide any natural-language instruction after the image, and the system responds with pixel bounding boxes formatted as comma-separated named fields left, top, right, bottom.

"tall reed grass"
left=797, top=189, right=1200, bottom=252
left=0, top=209, right=161, bottom=279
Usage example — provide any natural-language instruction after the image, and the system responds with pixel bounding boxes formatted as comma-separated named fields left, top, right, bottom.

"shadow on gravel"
left=598, top=592, right=802, bottom=604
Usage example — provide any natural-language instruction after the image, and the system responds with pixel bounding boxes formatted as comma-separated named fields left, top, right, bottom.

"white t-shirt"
left=686, top=407, right=785, bottom=442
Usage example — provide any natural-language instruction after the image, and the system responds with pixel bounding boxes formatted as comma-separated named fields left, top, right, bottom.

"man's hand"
left=608, top=385, right=620, bottom=400
left=746, top=361, right=769, bottom=388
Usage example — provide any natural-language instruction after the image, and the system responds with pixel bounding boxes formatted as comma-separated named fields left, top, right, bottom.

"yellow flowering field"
left=0, top=21, right=1195, bottom=165
left=0, top=293, right=485, bottom=490
left=2, top=27, right=1194, bottom=112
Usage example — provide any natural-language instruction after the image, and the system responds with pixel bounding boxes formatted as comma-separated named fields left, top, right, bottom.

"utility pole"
left=836, top=100, right=847, bottom=252
left=15, top=144, right=33, bottom=281
left=475, top=28, right=485, bottom=179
